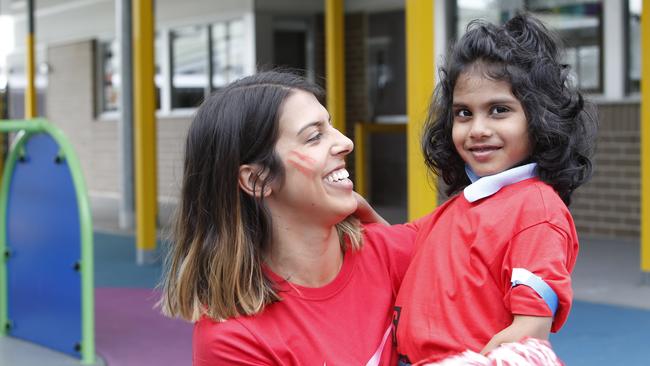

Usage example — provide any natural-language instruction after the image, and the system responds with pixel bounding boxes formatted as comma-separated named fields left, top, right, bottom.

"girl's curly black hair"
left=422, top=14, right=598, bottom=205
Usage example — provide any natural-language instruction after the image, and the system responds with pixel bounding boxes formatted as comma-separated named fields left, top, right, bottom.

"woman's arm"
left=353, top=191, right=389, bottom=225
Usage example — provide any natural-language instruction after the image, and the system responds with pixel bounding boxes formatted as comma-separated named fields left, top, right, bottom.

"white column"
left=603, top=0, right=625, bottom=99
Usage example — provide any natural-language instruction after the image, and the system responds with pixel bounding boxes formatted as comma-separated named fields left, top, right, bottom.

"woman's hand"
left=352, top=191, right=389, bottom=225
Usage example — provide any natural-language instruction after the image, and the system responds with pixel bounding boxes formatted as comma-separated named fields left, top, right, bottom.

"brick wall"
left=345, top=12, right=369, bottom=182
left=571, top=102, right=640, bottom=240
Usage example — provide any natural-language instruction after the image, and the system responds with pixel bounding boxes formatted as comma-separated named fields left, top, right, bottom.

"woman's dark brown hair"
left=160, top=71, right=361, bottom=321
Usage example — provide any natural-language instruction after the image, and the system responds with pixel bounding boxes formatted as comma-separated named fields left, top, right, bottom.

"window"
left=96, top=17, right=248, bottom=115
left=212, top=19, right=245, bottom=89
left=627, top=0, right=641, bottom=93
left=454, top=0, right=603, bottom=92
left=98, top=40, right=119, bottom=112
left=171, top=25, right=208, bottom=109
left=97, top=37, right=162, bottom=114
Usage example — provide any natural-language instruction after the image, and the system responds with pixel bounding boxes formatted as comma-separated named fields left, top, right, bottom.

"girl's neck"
left=266, top=218, right=344, bottom=288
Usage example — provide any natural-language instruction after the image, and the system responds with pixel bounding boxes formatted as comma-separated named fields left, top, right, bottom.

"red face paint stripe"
left=287, top=150, right=317, bottom=177
left=289, top=150, right=317, bottom=165
left=287, top=158, right=314, bottom=177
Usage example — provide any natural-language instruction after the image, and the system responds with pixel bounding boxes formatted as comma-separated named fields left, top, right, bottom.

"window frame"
left=624, top=0, right=641, bottom=95
left=95, top=14, right=254, bottom=119
left=451, top=0, right=605, bottom=94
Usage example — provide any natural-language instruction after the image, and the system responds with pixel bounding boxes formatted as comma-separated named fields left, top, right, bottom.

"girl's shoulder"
left=496, top=178, right=573, bottom=229
left=498, top=178, right=565, bottom=206
left=519, top=178, right=567, bottom=207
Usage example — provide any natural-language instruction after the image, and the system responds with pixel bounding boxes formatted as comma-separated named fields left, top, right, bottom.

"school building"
left=0, top=0, right=643, bottom=237
left=0, top=0, right=647, bottom=257
left=1, top=0, right=650, bottom=365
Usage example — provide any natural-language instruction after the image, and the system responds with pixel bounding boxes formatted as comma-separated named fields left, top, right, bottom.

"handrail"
left=0, top=118, right=95, bottom=364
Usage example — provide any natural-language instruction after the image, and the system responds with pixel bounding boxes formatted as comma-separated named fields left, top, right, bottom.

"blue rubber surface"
left=551, top=300, right=650, bottom=365
left=94, top=232, right=163, bottom=288
left=5, top=133, right=82, bottom=358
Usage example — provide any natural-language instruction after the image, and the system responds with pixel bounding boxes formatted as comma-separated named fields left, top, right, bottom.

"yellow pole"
left=325, top=0, right=346, bottom=134
left=641, top=0, right=650, bottom=278
left=25, top=0, right=36, bottom=118
left=405, top=0, right=436, bottom=220
left=133, top=0, right=157, bottom=264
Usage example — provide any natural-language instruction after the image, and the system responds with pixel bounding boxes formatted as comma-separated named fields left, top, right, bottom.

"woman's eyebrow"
left=296, top=121, right=322, bottom=136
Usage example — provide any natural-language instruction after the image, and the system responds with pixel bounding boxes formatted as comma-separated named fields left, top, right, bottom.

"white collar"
left=463, top=163, right=538, bottom=203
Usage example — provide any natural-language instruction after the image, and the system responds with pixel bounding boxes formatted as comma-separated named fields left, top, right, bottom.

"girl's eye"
left=491, top=106, right=510, bottom=114
left=455, top=109, right=472, bottom=118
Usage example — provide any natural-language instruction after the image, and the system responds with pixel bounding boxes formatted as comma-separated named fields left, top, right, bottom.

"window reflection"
left=212, top=19, right=245, bottom=89
left=628, top=0, right=641, bottom=93
left=171, top=25, right=208, bottom=109
left=455, top=0, right=603, bottom=92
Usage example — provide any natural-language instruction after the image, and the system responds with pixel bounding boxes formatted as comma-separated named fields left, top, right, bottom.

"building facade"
left=0, top=0, right=642, bottom=239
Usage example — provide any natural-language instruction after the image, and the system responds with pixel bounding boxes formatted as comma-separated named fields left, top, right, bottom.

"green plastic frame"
left=0, top=119, right=95, bottom=364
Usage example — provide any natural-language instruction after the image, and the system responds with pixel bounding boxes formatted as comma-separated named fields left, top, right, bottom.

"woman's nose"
left=331, top=127, right=354, bottom=156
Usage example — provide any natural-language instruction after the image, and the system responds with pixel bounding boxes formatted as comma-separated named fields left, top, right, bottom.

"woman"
left=159, top=71, right=416, bottom=365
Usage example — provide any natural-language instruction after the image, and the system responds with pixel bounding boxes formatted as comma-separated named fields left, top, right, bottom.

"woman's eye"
left=307, top=132, right=323, bottom=143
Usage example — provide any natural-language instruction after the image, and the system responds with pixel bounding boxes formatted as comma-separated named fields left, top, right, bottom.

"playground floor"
left=2, top=198, right=650, bottom=365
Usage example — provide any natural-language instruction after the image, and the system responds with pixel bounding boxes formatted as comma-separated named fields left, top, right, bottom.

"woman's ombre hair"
left=159, top=71, right=361, bottom=322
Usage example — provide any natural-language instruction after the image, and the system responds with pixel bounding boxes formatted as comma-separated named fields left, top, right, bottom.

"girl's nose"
left=469, top=117, right=492, bottom=139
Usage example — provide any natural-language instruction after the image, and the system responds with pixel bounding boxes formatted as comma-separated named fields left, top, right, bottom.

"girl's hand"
left=353, top=191, right=389, bottom=225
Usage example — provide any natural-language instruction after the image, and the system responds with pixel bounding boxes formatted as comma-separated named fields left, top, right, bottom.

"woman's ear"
left=238, top=164, right=272, bottom=198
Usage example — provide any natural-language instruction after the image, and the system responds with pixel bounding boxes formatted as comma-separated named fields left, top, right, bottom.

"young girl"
left=159, top=71, right=416, bottom=365
left=392, top=15, right=597, bottom=365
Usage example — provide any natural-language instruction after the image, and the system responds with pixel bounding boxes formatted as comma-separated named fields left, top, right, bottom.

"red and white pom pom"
left=420, top=338, right=564, bottom=366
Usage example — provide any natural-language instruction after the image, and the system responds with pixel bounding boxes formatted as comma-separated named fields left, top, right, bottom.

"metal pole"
left=117, top=0, right=134, bottom=230
left=325, top=0, right=345, bottom=134
left=133, top=0, right=157, bottom=264
left=405, top=0, right=437, bottom=220
left=25, top=0, right=36, bottom=118
left=641, top=0, right=650, bottom=284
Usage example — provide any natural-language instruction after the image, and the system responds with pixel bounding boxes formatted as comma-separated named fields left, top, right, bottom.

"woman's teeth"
left=325, top=168, right=349, bottom=183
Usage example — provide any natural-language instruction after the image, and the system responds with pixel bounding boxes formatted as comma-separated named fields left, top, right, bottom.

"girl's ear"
left=238, top=164, right=272, bottom=198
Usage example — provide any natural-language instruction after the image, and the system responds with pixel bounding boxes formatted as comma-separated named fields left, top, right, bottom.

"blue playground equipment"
left=0, top=119, right=95, bottom=364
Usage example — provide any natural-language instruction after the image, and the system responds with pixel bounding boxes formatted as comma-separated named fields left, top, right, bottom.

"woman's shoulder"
left=194, top=315, right=254, bottom=343
left=194, top=315, right=272, bottom=364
